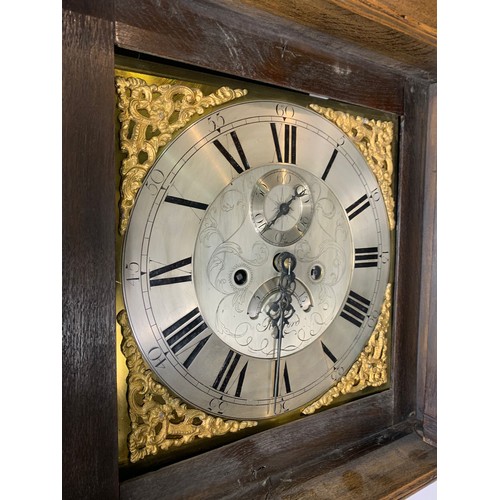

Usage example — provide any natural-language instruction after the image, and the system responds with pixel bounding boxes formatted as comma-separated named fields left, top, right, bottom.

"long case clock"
left=63, top=1, right=436, bottom=498
left=114, top=64, right=397, bottom=468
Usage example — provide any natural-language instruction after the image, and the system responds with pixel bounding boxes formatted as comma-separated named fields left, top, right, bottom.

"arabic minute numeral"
left=147, top=346, right=167, bottom=369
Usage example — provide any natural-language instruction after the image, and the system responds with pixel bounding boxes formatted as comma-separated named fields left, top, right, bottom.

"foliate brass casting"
left=301, top=103, right=394, bottom=415
left=116, top=78, right=395, bottom=462
left=309, top=103, right=396, bottom=230
left=117, top=310, right=257, bottom=463
left=302, top=284, right=391, bottom=415
left=115, top=76, right=248, bottom=235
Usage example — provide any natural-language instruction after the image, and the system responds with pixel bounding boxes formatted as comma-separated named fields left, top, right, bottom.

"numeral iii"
left=354, top=247, right=378, bottom=268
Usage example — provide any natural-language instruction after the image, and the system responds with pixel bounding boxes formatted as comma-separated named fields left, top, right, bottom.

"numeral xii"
left=271, top=123, right=296, bottom=164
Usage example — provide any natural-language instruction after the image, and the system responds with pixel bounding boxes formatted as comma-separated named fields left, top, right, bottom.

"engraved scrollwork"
left=309, top=103, right=396, bottom=230
left=301, top=283, right=392, bottom=415
left=115, top=77, right=248, bottom=235
left=117, top=310, right=257, bottom=463
left=116, top=85, right=396, bottom=459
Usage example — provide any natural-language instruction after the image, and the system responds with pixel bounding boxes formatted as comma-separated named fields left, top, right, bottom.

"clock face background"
left=121, top=100, right=391, bottom=421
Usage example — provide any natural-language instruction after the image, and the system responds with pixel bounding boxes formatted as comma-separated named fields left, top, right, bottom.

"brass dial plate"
left=122, top=100, right=391, bottom=420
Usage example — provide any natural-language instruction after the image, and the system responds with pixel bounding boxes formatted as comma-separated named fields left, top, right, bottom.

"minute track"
left=122, top=99, right=392, bottom=420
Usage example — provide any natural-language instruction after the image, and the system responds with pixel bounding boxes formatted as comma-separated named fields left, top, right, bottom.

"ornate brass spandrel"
left=302, top=283, right=391, bottom=415
left=116, top=80, right=395, bottom=462
left=302, top=103, right=395, bottom=415
left=116, top=76, right=252, bottom=463
left=116, top=76, right=248, bottom=235
left=309, top=103, right=396, bottom=230
left=117, top=310, right=257, bottom=463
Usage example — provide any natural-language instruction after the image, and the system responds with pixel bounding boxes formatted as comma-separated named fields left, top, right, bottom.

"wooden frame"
left=62, top=1, right=436, bottom=498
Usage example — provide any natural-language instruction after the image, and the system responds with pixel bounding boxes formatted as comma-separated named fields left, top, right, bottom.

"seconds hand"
left=263, top=185, right=307, bottom=233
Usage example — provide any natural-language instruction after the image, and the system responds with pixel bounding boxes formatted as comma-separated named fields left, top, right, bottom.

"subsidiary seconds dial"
left=251, top=168, right=313, bottom=246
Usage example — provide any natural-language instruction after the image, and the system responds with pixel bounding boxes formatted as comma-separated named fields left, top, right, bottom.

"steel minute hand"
left=269, top=252, right=297, bottom=414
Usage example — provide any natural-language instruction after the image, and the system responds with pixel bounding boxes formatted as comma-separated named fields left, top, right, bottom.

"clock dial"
left=122, top=100, right=391, bottom=420
left=250, top=168, right=313, bottom=246
left=194, top=163, right=352, bottom=360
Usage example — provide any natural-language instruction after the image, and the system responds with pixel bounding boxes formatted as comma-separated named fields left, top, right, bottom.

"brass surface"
left=117, top=310, right=257, bottom=463
left=116, top=76, right=248, bottom=235
left=302, top=283, right=391, bottom=414
left=302, top=103, right=395, bottom=413
left=309, top=103, right=396, bottom=230
left=115, top=73, right=395, bottom=464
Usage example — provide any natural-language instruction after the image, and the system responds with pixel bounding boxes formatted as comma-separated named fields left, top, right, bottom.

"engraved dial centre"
left=193, top=165, right=353, bottom=359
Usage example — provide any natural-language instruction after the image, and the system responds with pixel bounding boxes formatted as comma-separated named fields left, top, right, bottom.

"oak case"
left=63, top=1, right=436, bottom=498
left=115, top=64, right=396, bottom=468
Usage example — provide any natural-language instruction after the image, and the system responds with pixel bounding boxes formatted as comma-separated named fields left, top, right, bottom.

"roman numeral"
left=321, top=148, right=338, bottom=180
left=273, top=361, right=292, bottom=396
left=164, top=195, right=208, bottom=211
left=340, top=290, right=371, bottom=328
left=321, top=342, right=338, bottom=364
left=213, top=131, right=250, bottom=174
left=346, top=194, right=370, bottom=220
left=271, top=123, right=296, bottom=164
left=354, top=247, right=379, bottom=268
left=182, top=335, right=211, bottom=369
left=213, top=350, right=248, bottom=397
left=149, top=257, right=192, bottom=286
left=162, top=308, right=207, bottom=354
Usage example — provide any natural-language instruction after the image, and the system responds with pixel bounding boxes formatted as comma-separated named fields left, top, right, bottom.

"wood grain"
left=62, top=1, right=437, bottom=498
left=204, top=0, right=436, bottom=76
left=120, top=391, right=397, bottom=499
left=392, top=80, right=431, bottom=423
left=114, top=0, right=406, bottom=114
left=62, top=0, right=114, bottom=20
left=62, top=9, right=118, bottom=499
left=421, top=83, right=437, bottom=445
left=328, top=0, right=436, bottom=46
left=277, top=431, right=436, bottom=499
